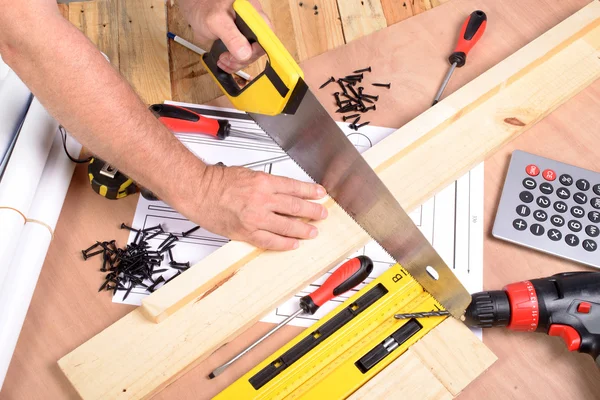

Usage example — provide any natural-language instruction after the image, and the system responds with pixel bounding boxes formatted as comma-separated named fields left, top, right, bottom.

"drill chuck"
left=464, top=290, right=511, bottom=328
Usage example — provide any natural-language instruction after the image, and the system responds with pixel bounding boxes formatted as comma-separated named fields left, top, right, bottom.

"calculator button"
left=548, top=229, right=562, bottom=241
left=526, top=164, right=540, bottom=176
left=574, top=193, right=587, bottom=205
left=583, top=239, right=597, bottom=252
left=591, top=198, right=600, bottom=210
left=565, top=234, right=580, bottom=247
left=589, top=211, right=600, bottom=223
left=519, top=191, right=534, bottom=203
left=539, top=182, right=554, bottom=195
left=576, top=179, right=590, bottom=191
left=551, top=215, right=565, bottom=227
left=530, top=224, right=545, bottom=236
left=556, top=188, right=571, bottom=200
left=542, top=169, right=556, bottom=181
left=536, top=196, right=551, bottom=208
left=594, top=184, right=600, bottom=196
left=568, top=220, right=583, bottom=232
left=513, top=219, right=527, bottom=231
left=522, top=178, right=537, bottom=190
left=586, top=225, right=599, bottom=238
left=554, top=201, right=568, bottom=213
left=516, top=205, right=531, bottom=217
left=571, top=206, right=585, bottom=219
left=559, top=174, right=573, bottom=186
left=533, top=210, right=548, bottom=222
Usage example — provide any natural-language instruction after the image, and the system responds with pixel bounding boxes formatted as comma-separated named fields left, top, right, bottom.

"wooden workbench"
left=2, top=0, right=600, bottom=399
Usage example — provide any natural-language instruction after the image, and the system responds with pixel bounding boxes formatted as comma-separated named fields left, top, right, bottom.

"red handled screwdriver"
left=150, top=104, right=272, bottom=142
left=432, top=10, right=487, bottom=106
left=209, top=255, right=374, bottom=378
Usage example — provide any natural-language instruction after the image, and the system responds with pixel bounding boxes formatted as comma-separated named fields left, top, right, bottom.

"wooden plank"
left=117, top=0, right=171, bottom=104
left=412, top=318, right=497, bottom=396
left=349, top=349, right=453, bottom=400
left=68, top=0, right=120, bottom=69
left=411, top=0, right=450, bottom=16
left=58, top=3, right=600, bottom=399
left=288, top=0, right=345, bottom=60
left=380, top=0, right=415, bottom=25
left=58, top=3, right=70, bottom=19
left=337, top=0, right=388, bottom=42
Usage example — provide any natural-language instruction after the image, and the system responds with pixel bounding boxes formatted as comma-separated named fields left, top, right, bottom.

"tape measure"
left=88, top=157, right=138, bottom=200
left=216, top=264, right=447, bottom=399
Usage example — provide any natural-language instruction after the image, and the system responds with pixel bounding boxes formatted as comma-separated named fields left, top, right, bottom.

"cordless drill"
left=464, top=272, right=600, bottom=366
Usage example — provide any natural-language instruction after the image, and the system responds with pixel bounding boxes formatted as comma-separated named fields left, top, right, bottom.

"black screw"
left=333, top=92, right=342, bottom=106
left=342, top=114, right=360, bottom=121
left=351, top=116, right=361, bottom=126
left=362, top=105, right=376, bottom=112
left=142, top=224, right=163, bottom=233
left=319, top=76, right=335, bottom=89
left=345, top=74, right=364, bottom=80
left=354, top=67, right=372, bottom=73
left=120, top=223, right=138, bottom=232
left=337, top=80, right=348, bottom=95
left=182, top=225, right=200, bottom=237
left=314, top=5, right=318, bottom=10
left=361, top=97, right=374, bottom=104
left=347, top=84, right=360, bottom=99
left=361, top=93, right=379, bottom=101
left=83, top=249, right=104, bottom=261
left=372, top=83, right=391, bottom=89
left=355, top=121, right=371, bottom=129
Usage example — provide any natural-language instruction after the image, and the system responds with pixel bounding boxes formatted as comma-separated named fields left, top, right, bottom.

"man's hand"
left=180, top=0, right=268, bottom=73
left=183, top=165, right=328, bottom=251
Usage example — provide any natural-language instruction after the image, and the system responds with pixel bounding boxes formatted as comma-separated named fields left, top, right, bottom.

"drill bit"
left=394, top=310, right=450, bottom=320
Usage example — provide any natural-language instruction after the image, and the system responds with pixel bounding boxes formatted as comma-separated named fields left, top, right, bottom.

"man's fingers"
left=210, top=14, right=252, bottom=62
left=262, top=213, right=319, bottom=240
left=272, top=194, right=327, bottom=220
left=271, top=175, right=327, bottom=199
left=249, top=230, right=299, bottom=251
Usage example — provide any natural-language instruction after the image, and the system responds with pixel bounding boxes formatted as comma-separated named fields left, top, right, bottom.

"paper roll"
left=0, top=97, right=57, bottom=287
left=0, top=70, right=32, bottom=168
left=0, top=131, right=80, bottom=390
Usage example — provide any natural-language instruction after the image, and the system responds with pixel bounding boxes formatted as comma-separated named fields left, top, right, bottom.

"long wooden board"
left=58, top=2, right=600, bottom=399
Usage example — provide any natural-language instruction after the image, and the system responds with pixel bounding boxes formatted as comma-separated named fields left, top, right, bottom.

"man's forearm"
left=0, top=4, right=205, bottom=212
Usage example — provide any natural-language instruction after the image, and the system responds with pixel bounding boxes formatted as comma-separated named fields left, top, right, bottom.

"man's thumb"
left=213, top=17, right=252, bottom=62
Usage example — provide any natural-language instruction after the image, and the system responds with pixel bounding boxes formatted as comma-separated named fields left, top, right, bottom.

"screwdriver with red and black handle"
left=432, top=10, right=487, bottom=106
left=209, top=255, right=374, bottom=378
left=463, top=272, right=600, bottom=367
left=149, top=103, right=271, bottom=142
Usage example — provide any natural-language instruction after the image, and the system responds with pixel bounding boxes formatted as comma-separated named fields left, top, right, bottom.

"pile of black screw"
left=81, top=223, right=200, bottom=300
left=319, top=67, right=391, bottom=131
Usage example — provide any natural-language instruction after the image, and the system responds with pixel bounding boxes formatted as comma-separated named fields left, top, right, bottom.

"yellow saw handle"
left=201, top=0, right=304, bottom=116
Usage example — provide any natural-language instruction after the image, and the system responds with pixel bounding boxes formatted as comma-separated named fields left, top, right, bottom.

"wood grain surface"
left=2, top=0, right=600, bottom=399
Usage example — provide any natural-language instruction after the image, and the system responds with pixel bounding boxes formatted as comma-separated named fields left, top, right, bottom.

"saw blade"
left=249, top=80, right=470, bottom=317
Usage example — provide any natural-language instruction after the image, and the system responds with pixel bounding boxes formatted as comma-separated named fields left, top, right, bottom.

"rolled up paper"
left=0, top=131, right=80, bottom=389
left=0, top=70, right=32, bottom=168
left=0, top=97, right=57, bottom=287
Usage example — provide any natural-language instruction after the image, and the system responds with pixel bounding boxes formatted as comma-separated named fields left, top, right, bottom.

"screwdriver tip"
left=208, top=372, right=217, bottom=379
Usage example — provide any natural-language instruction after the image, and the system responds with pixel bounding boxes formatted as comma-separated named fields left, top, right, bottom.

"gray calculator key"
left=590, top=211, right=600, bottom=223
left=530, top=224, right=545, bottom=236
left=554, top=201, right=568, bottom=213
left=574, top=192, right=588, bottom=204
left=533, top=210, right=548, bottom=222
left=571, top=206, right=585, bottom=219
left=540, top=182, right=554, bottom=195
left=594, top=184, right=600, bottom=196
left=577, top=179, right=591, bottom=191
left=586, top=225, right=599, bottom=237
left=516, top=205, right=530, bottom=217
left=513, top=219, right=527, bottom=231
left=548, top=229, right=562, bottom=241
left=591, top=198, right=600, bottom=209
left=557, top=187, right=571, bottom=199
left=565, top=234, right=580, bottom=247
left=560, top=174, right=573, bottom=186
left=551, top=215, right=565, bottom=227
left=537, top=196, right=551, bottom=208
left=523, top=178, right=536, bottom=190
left=520, top=191, right=533, bottom=203
left=583, top=239, right=597, bottom=252
left=568, top=220, right=583, bottom=232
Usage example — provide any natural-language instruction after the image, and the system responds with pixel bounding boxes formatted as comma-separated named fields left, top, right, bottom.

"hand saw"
left=201, top=0, right=470, bottom=318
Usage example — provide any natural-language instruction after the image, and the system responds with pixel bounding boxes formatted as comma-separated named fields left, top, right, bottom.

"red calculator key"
left=526, top=164, right=540, bottom=176
left=542, top=169, right=556, bottom=181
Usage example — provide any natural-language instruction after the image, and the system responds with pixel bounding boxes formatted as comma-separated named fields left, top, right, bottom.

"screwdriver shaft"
left=210, top=308, right=304, bottom=378
left=394, top=310, right=450, bottom=320
left=432, top=62, right=457, bottom=106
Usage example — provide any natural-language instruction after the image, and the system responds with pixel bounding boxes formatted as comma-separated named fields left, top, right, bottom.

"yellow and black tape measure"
left=88, top=157, right=138, bottom=200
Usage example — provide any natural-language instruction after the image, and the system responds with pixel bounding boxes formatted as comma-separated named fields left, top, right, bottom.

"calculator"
left=493, top=150, right=600, bottom=269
